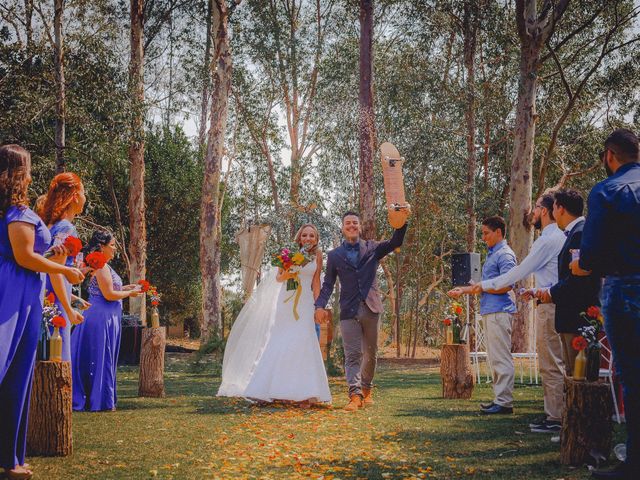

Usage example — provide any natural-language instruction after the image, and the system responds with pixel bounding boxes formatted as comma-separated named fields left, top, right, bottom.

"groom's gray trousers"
left=341, top=301, right=380, bottom=396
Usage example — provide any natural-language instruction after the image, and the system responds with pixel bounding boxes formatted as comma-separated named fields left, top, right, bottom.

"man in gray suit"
left=314, top=210, right=409, bottom=411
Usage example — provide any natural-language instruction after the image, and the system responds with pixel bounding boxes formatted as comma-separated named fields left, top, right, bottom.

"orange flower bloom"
left=586, top=306, right=600, bottom=319
left=52, top=316, right=66, bottom=328
left=571, top=336, right=588, bottom=351
left=45, top=292, right=55, bottom=304
left=443, top=318, right=452, bottom=326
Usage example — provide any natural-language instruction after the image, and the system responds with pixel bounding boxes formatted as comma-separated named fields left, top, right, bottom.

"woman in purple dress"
left=71, top=230, right=141, bottom=411
left=0, top=145, right=84, bottom=480
left=40, top=173, right=88, bottom=361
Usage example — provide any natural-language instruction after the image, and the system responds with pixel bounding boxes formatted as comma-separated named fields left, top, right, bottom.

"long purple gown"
left=70, top=265, right=122, bottom=411
left=46, top=219, right=77, bottom=362
left=0, top=206, right=51, bottom=470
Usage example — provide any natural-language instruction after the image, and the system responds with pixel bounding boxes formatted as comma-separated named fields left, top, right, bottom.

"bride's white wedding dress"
left=217, top=261, right=331, bottom=403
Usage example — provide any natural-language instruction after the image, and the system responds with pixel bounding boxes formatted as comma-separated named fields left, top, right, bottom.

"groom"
left=314, top=210, right=410, bottom=411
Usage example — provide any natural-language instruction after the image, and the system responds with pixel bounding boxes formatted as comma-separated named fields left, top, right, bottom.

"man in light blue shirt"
left=449, top=216, right=517, bottom=414
left=471, top=194, right=566, bottom=432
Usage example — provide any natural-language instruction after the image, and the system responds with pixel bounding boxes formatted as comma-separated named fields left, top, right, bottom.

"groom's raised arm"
left=374, top=223, right=408, bottom=260
left=314, top=252, right=337, bottom=309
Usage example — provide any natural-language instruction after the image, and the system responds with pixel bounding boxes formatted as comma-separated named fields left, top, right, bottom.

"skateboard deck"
left=380, top=142, right=409, bottom=229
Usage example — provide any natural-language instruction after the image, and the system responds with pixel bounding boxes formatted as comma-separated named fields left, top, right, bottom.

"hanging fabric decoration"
left=236, top=224, right=271, bottom=299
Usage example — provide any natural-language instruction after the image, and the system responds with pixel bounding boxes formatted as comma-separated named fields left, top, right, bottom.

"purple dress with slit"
left=46, top=219, right=77, bottom=362
left=0, top=206, right=51, bottom=469
left=70, top=265, right=122, bottom=411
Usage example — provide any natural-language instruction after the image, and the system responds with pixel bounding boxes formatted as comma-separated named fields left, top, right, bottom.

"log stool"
left=440, top=344, right=474, bottom=399
left=138, top=327, right=166, bottom=398
left=27, top=361, right=73, bottom=456
left=560, top=377, right=613, bottom=466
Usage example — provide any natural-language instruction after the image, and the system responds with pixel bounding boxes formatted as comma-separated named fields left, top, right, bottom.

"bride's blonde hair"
left=294, top=223, right=320, bottom=251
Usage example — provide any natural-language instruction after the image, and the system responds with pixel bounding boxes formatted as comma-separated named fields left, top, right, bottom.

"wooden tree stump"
left=560, top=377, right=613, bottom=466
left=138, top=326, right=166, bottom=397
left=440, top=344, right=474, bottom=399
left=27, top=361, right=72, bottom=456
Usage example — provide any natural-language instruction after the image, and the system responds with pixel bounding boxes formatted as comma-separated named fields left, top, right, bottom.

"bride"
left=217, top=223, right=331, bottom=406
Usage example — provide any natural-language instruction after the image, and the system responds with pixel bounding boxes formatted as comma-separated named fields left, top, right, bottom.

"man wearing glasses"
left=571, top=129, right=640, bottom=480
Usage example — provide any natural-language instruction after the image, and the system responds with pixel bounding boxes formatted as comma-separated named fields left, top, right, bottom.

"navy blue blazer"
left=549, top=219, right=601, bottom=334
left=315, top=224, right=407, bottom=319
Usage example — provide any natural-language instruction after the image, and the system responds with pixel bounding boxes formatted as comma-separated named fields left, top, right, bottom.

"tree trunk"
left=463, top=0, right=478, bottom=253
left=560, top=377, right=613, bottom=466
left=358, top=0, right=376, bottom=240
left=128, top=0, right=147, bottom=322
left=200, top=0, right=231, bottom=342
left=27, top=361, right=73, bottom=456
left=198, top=0, right=214, bottom=148
left=24, top=0, right=34, bottom=70
left=508, top=0, right=570, bottom=352
left=138, top=327, right=166, bottom=397
left=507, top=41, right=539, bottom=353
left=440, top=344, right=474, bottom=399
left=53, top=0, right=66, bottom=173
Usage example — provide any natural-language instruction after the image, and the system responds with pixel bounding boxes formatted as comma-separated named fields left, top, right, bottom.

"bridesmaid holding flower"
left=40, top=172, right=89, bottom=361
left=0, top=145, right=84, bottom=480
left=71, top=230, right=141, bottom=411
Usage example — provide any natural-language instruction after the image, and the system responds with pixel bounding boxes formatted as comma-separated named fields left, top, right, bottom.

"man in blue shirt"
left=471, top=194, right=565, bottom=431
left=571, top=129, right=640, bottom=480
left=448, top=216, right=517, bottom=414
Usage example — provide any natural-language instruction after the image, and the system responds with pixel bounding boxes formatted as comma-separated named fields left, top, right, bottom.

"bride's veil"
left=217, top=267, right=281, bottom=397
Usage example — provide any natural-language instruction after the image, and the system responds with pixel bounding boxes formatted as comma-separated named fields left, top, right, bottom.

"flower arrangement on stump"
left=39, top=292, right=63, bottom=361
left=49, top=314, right=66, bottom=362
left=138, top=280, right=162, bottom=327
left=575, top=306, right=604, bottom=381
left=442, top=302, right=464, bottom=344
left=443, top=318, right=453, bottom=345
left=571, top=336, right=588, bottom=380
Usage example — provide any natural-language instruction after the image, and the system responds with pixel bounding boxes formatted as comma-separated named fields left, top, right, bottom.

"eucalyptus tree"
left=200, top=0, right=241, bottom=341
left=359, top=0, right=377, bottom=239
left=507, top=0, right=640, bottom=350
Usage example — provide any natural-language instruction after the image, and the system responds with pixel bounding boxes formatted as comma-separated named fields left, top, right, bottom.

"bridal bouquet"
left=270, top=245, right=313, bottom=291
left=44, top=234, right=83, bottom=259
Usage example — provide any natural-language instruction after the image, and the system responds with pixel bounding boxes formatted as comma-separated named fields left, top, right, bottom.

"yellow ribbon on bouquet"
left=284, top=271, right=302, bottom=320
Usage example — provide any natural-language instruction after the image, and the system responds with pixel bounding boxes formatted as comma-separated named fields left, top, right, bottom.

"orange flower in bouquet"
left=85, top=251, right=107, bottom=270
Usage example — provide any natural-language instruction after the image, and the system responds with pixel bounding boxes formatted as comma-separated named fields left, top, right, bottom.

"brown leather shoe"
left=362, top=387, right=374, bottom=406
left=343, top=394, right=363, bottom=412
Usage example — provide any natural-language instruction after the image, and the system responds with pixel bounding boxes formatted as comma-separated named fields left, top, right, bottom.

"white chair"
left=511, top=307, right=539, bottom=385
left=469, top=314, right=491, bottom=383
left=599, top=336, right=622, bottom=424
left=470, top=311, right=540, bottom=385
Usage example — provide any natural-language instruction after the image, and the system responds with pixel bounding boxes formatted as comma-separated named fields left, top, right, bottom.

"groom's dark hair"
left=342, top=211, right=360, bottom=222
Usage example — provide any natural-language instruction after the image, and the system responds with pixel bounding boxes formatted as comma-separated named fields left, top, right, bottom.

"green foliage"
left=145, top=126, right=202, bottom=323
left=2, top=0, right=639, bottom=346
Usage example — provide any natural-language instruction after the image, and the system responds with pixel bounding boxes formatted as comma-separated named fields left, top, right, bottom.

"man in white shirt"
left=470, top=193, right=566, bottom=433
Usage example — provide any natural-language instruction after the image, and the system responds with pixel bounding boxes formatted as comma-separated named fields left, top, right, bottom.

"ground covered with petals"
left=29, top=355, right=622, bottom=479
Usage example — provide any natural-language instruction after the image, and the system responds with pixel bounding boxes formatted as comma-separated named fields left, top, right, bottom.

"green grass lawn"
left=27, top=355, right=624, bottom=479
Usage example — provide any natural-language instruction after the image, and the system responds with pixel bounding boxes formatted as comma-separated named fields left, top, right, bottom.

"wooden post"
left=27, top=361, right=72, bottom=456
left=560, top=377, right=613, bottom=465
left=319, top=318, right=333, bottom=361
left=138, top=327, right=166, bottom=397
left=440, top=344, right=474, bottom=399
